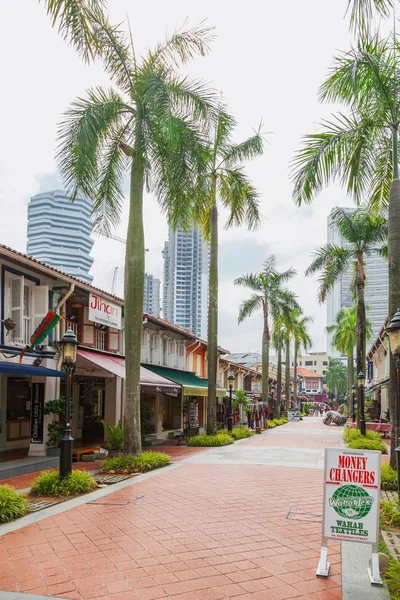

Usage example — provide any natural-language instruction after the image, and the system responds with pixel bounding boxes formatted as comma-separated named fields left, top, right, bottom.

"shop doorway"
left=79, top=379, right=105, bottom=442
left=6, top=378, right=31, bottom=445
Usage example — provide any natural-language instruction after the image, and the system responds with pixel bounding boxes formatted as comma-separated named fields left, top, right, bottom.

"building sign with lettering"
left=88, top=294, right=122, bottom=330
left=30, top=383, right=45, bottom=444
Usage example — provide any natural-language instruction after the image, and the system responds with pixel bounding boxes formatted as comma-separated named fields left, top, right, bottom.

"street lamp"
left=386, top=310, right=400, bottom=505
left=357, top=371, right=366, bottom=436
left=227, top=374, right=234, bottom=432
left=58, top=329, right=78, bottom=478
left=351, top=384, right=357, bottom=423
left=271, top=384, right=277, bottom=418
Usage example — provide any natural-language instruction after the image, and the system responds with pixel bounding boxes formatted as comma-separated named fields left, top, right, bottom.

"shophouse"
left=294, top=367, right=326, bottom=401
left=366, top=320, right=389, bottom=420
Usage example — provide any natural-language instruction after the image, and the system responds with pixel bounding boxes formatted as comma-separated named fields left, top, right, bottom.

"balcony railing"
left=66, top=321, right=78, bottom=336
left=96, top=328, right=106, bottom=351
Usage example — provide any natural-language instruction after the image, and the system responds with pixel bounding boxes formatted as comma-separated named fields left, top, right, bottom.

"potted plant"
left=44, top=396, right=74, bottom=456
left=101, top=421, right=124, bottom=456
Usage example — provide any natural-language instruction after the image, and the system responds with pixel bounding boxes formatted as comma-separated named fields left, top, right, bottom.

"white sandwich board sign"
left=317, top=447, right=382, bottom=586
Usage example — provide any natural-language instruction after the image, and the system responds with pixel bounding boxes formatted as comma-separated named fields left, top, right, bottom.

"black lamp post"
left=351, top=384, right=357, bottom=423
left=58, top=329, right=78, bottom=479
left=357, top=371, right=366, bottom=436
left=227, top=374, right=234, bottom=432
left=385, top=310, right=400, bottom=505
left=271, top=384, right=277, bottom=418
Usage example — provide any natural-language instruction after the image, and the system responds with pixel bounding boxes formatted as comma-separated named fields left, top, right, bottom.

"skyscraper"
left=327, top=208, right=388, bottom=356
left=27, top=190, right=94, bottom=283
left=144, top=274, right=161, bottom=317
left=162, top=226, right=209, bottom=338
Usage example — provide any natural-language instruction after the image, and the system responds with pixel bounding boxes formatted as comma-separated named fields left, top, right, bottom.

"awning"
left=77, top=349, right=181, bottom=393
left=0, top=362, right=65, bottom=377
left=368, top=378, right=389, bottom=392
left=144, top=364, right=226, bottom=397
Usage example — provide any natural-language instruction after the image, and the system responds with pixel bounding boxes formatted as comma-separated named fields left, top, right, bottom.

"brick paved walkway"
left=0, top=419, right=342, bottom=600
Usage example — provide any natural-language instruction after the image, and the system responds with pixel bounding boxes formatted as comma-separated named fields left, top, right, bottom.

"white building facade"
left=162, top=226, right=209, bottom=338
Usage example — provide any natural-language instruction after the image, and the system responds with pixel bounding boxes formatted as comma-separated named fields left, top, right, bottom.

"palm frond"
left=91, top=119, right=132, bottom=234
left=41, top=0, right=105, bottom=62
left=306, top=245, right=353, bottom=303
left=346, top=0, right=394, bottom=35
left=57, top=86, right=129, bottom=202
left=237, top=294, right=263, bottom=324
left=291, top=112, right=384, bottom=206
left=234, top=273, right=264, bottom=292
left=219, top=168, right=261, bottom=231
left=221, top=124, right=264, bottom=168
left=147, top=20, right=214, bottom=70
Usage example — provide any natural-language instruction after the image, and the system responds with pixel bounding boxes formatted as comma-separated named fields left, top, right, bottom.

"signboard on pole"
left=30, top=382, right=45, bottom=444
left=317, top=447, right=382, bottom=585
left=367, top=361, right=373, bottom=381
left=287, top=410, right=300, bottom=422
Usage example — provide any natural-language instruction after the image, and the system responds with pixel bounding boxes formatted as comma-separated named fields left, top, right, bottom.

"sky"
left=0, top=0, right=362, bottom=354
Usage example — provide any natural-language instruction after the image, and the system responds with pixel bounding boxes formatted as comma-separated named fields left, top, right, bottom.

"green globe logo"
left=329, top=485, right=374, bottom=519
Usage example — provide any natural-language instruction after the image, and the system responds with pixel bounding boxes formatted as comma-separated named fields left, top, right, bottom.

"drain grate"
left=88, top=494, right=144, bottom=506
left=286, top=507, right=322, bottom=523
left=94, top=474, right=132, bottom=484
left=28, top=498, right=63, bottom=513
left=382, top=530, right=400, bottom=562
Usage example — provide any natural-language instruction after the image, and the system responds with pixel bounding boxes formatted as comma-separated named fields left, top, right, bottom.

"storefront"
left=144, top=365, right=226, bottom=432
left=0, top=358, right=65, bottom=455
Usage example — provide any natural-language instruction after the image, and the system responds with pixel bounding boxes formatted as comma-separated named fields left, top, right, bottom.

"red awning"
left=76, top=349, right=181, bottom=393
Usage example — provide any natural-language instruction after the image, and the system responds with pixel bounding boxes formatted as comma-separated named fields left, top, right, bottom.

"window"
left=323, top=361, right=328, bottom=366
left=299, top=361, right=302, bottom=366
left=305, top=360, right=313, bottom=366
left=314, top=361, right=317, bottom=366
left=179, top=344, right=185, bottom=357
left=4, top=274, right=48, bottom=345
left=323, top=370, right=326, bottom=375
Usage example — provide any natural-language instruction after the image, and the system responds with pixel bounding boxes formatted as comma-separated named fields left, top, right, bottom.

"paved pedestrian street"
left=0, top=420, right=342, bottom=600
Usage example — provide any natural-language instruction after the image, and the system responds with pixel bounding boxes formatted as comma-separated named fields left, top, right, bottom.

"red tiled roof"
left=292, top=367, right=324, bottom=378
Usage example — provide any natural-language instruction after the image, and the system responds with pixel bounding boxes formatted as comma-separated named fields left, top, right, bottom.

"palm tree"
left=272, top=323, right=284, bottom=417
left=57, top=16, right=217, bottom=454
left=327, top=305, right=373, bottom=411
left=193, top=109, right=264, bottom=435
left=234, top=257, right=299, bottom=409
left=306, top=208, right=386, bottom=381
left=325, top=359, right=347, bottom=402
left=290, top=310, right=313, bottom=408
left=291, top=34, right=399, bottom=463
left=346, top=0, right=395, bottom=33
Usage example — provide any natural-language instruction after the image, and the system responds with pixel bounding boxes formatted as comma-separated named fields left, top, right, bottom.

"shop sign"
left=89, top=293, right=121, bottom=330
left=288, top=410, right=300, bottom=421
left=317, top=448, right=382, bottom=585
left=30, top=383, right=44, bottom=444
left=367, top=361, right=373, bottom=381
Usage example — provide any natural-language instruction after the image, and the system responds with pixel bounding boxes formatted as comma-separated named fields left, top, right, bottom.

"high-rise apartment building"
left=27, top=190, right=94, bottom=283
left=327, top=208, right=388, bottom=356
left=144, top=274, right=161, bottom=317
left=162, top=226, right=209, bottom=338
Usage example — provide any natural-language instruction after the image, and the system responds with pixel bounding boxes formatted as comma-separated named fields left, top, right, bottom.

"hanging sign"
left=288, top=410, right=300, bottom=421
left=88, top=294, right=122, bottom=330
left=317, top=447, right=382, bottom=585
left=30, top=383, right=45, bottom=444
left=367, top=361, right=373, bottom=381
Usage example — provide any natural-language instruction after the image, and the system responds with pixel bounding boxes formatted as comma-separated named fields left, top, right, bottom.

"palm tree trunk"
left=276, top=336, right=282, bottom=418
left=388, top=127, right=400, bottom=467
left=285, top=336, right=290, bottom=410
left=356, top=254, right=366, bottom=377
left=293, top=340, right=298, bottom=409
left=123, top=156, right=144, bottom=455
left=261, top=302, right=270, bottom=411
left=347, top=352, right=354, bottom=414
left=207, top=202, right=218, bottom=435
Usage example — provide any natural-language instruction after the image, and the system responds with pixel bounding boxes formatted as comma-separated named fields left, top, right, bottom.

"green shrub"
left=101, top=451, right=170, bottom=473
left=230, top=427, right=252, bottom=440
left=0, top=486, right=30, bottom=522
left=381, top=500, right=400, bottom=528
left=381, top=463, right=398, bottom=491
left=32, top=470, right=97, bottom=496
left=188, top=433, right=234, bottom=447
left=267, top=421, right=277, bottom=428
left=344, top=427, right=388, bottom=453
left=102, top=421, right=124, bottom=452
